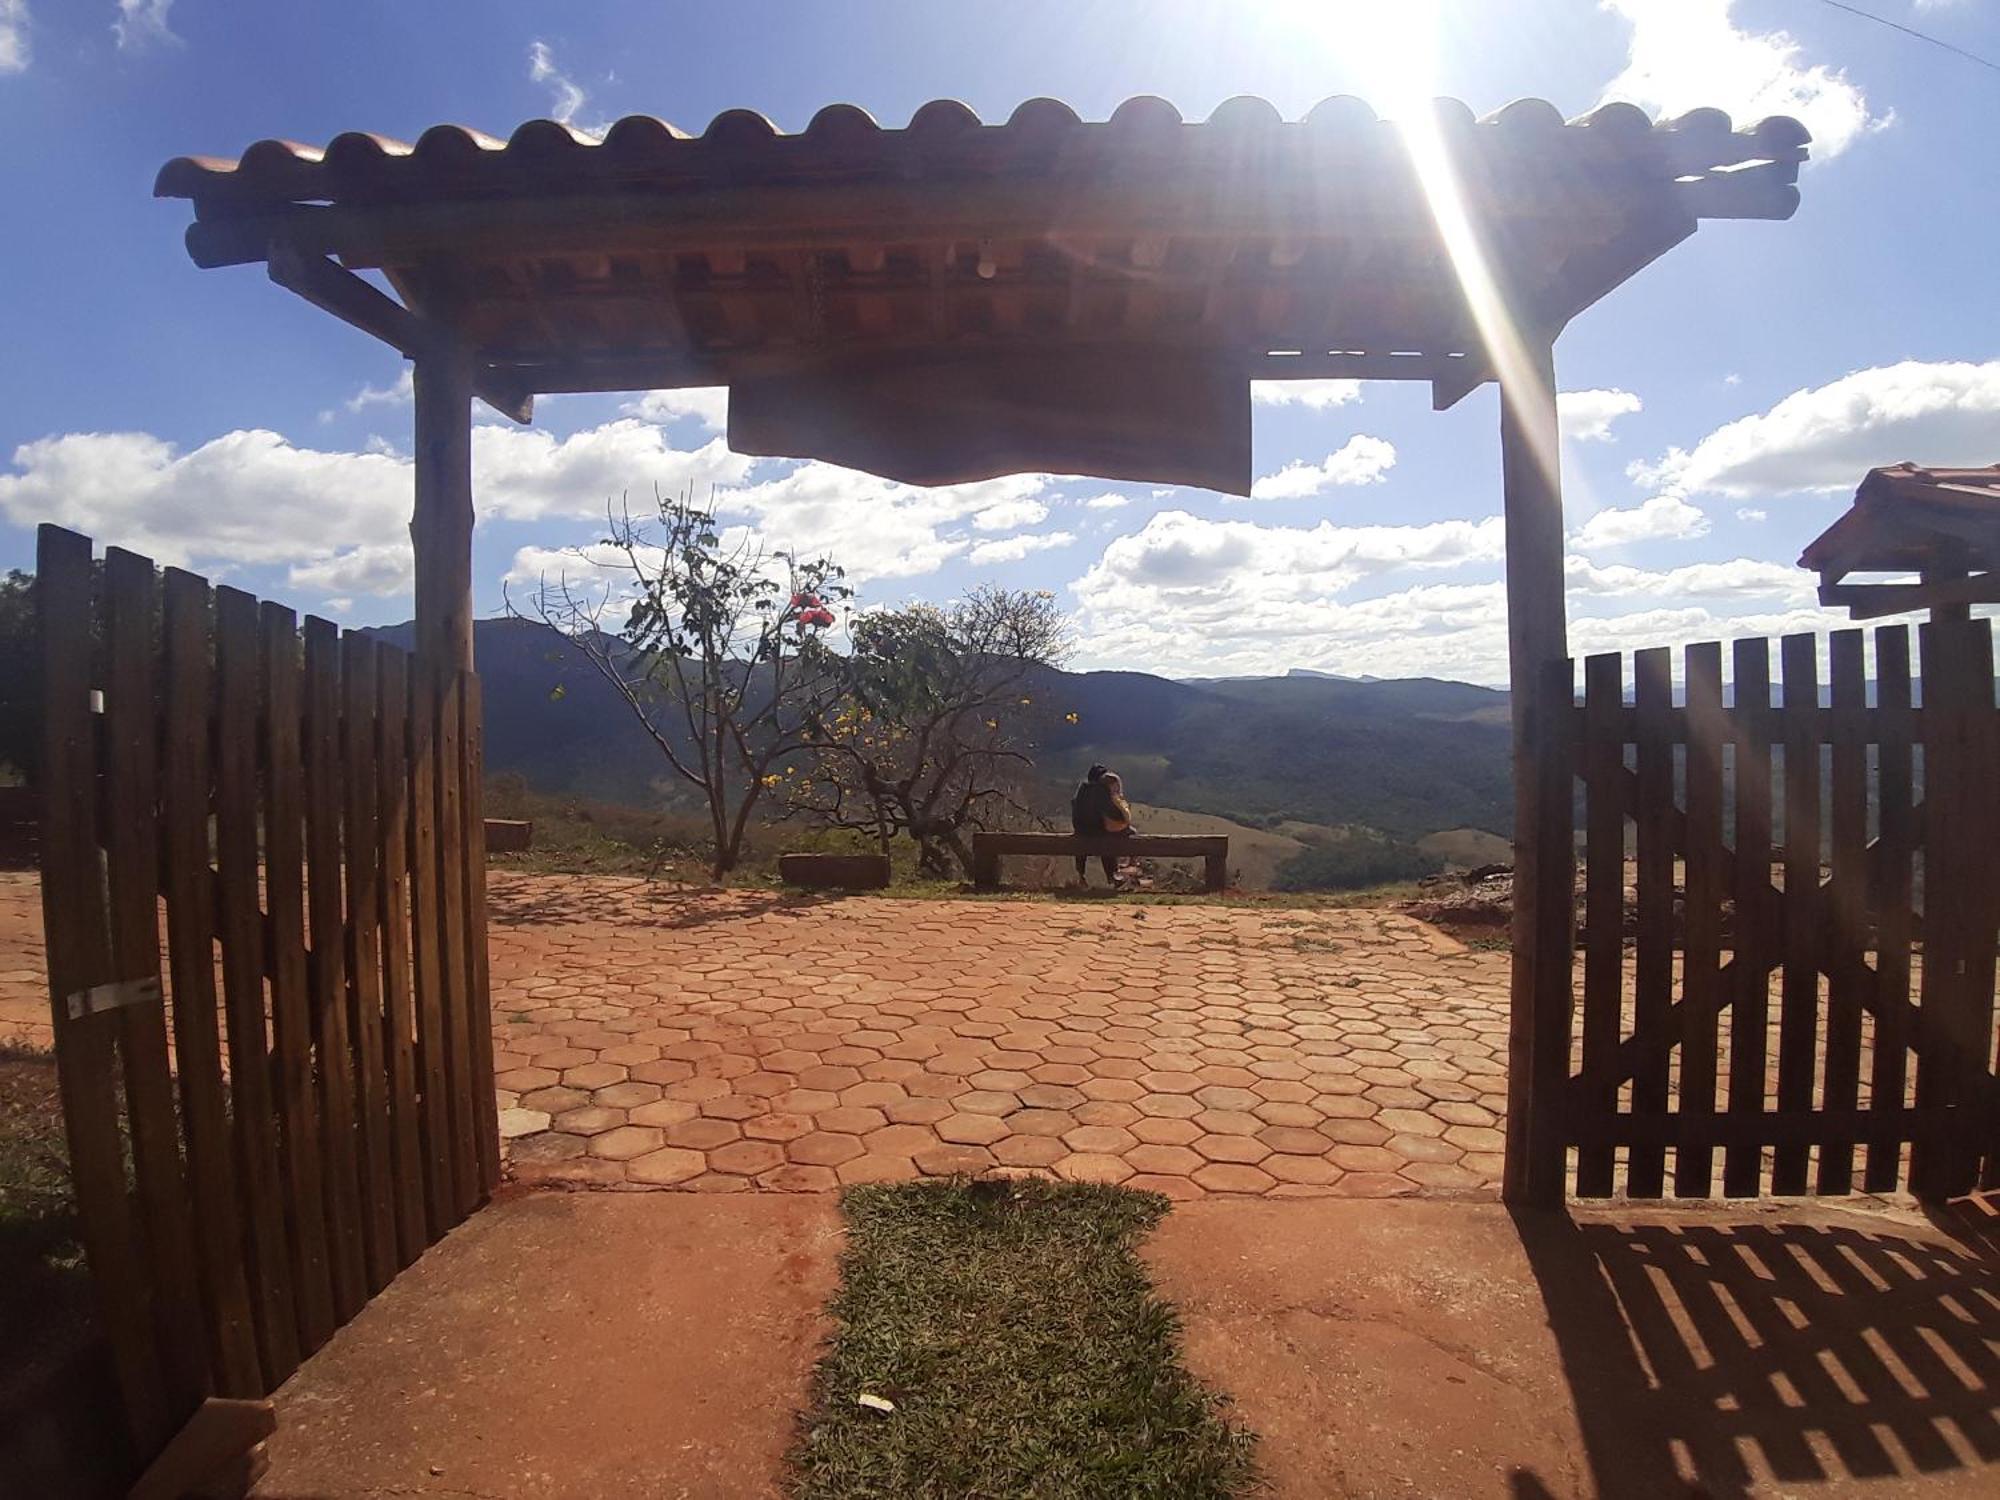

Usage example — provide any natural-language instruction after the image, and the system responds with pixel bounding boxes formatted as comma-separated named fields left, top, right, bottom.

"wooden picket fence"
left=35, top=525, right=497, bottom=1465
left=1544, top=620, right=2000, bottom=1201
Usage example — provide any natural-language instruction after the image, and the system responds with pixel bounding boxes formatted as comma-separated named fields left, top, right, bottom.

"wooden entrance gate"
left=1530, top=620, right=2000, bottom=1202
left=35, top=525, right=498, bottom=1465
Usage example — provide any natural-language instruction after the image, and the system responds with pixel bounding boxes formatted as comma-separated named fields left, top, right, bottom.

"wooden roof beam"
left=1818, top=573, right=2000, bottom=622
left=266, top=248, right=534, bottom=422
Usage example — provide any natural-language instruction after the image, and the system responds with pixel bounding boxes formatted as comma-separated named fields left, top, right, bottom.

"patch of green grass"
left=791, top=1178, right=1257, bottom=1500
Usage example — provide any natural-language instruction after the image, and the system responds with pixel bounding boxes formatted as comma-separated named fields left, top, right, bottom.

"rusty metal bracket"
left=65, top=976, right=162, bottom=1022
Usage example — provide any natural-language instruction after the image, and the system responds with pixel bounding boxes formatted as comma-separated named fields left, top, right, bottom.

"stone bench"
left=970, top=831, right=1228, bottom=892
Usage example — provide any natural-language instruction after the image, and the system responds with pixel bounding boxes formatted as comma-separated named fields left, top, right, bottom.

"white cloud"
left=715, top=465, right=1055, bottom=584
left=114, top=0, right=176, bottom=51
left=1598, top=0, right=1886, bottom=159
left=971, top=497, right=1049, bottom=532
left=1076, top=493, right=1131, bottom=510
left=1557, top=388, right=1642, bottom=443
left=1246, top=435, right=1397, bottom=499
left=347, top=369, right=413, bottom=414
left=0, top=429, right=411, bottom=572
left=1, top=0, right=28, bottom=74
left=1569, top=494, right=1709, bottom=550
left=527, top=41, right=596, bottom=134
left=625, top=387, right=728, bottom=432
left=471, top=422, right=753, bottom=522
left=1736, top=507, right=1767, bottom=522
left=967, top=530, right=1077, bottom=566
left=1251, top=379, right=1362, bottom=410
left=1633, top=360, right=2000, bottom=498
left=1065, top=506, right=1838, bottom=682
left=288, top=544, right=415, bottom=599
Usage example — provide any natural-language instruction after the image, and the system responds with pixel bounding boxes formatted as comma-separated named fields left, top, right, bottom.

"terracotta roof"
left=155, top=96, right=1809, bottom=214
left=152, top=95, right=1810, bottom=491
left=1800, top=464, right=2000, bottom=578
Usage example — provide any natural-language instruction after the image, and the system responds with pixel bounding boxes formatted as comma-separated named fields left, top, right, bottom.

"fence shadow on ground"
left=1509, top=1202, right=1999, bottom=1499
left=486, top=873, right=839, bottom=932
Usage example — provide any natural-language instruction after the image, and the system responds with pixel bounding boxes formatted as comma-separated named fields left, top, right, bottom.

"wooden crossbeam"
left=266, top=249, right=534, bottom=423
left=1818, top=574, right=2000, bottom=621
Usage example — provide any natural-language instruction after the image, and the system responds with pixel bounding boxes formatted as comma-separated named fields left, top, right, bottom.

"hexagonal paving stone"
left=562, top=1061, right=628, bottom=1090
left=664, top=1117, right=742, bottom=1151
left=992, top=1135, right=1067, bottom=1168
left=589, top=1125, right=666, bottom=1161
left=912, top=1145, right=996, bottom=1176
left=788, top=1132, right=865, bottom=1167
left=593, top=1081, right=663, bottom=1110
left=628, top=1098, right=700, bottom=1130
left=1191, top=1162, right=1277, bottom=1194
left=625, top=1147, right=706, bottom=1185
left=1053, top=1153, right=1134, bottom=1185
left=1126, top=1144, right=1203, bottom=1177
left=708, top=1139, right=787, bottom=1176
left=552, top=1105, right=626, bottom=1136
left=935, top=1113, right=1008, bottom=1146
left=499, top=1108, right=550, bottom=1140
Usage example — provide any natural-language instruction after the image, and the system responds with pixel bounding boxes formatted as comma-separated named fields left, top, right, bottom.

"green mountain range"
left=369, top=618, right=1515, bottom=844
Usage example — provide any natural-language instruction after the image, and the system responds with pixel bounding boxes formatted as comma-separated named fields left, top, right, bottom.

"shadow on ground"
left=1514, top=1195, right=2000, bottom=1498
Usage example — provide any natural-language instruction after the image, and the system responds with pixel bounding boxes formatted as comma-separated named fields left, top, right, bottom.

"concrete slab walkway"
left=1147, top=1195, right=2000, bottom=1499
left=252, top=1191, right=840, bottom=1500
left=488, top=874, right=1513, bottom=1199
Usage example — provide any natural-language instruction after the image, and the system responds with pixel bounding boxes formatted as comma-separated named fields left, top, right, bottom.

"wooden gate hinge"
left=65, top=976, right=161, bottom=1022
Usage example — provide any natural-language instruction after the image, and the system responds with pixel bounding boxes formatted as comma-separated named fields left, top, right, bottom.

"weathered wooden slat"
left=38, top=525, right=174, bottom=1453
left=258, top=601, right=336, bottom=1352
left=1916, top=620, right=1997, bottom=1196
left=1628, top=647, right=1673, bottom=1197
left=302, top=616, right=366, bottom=1315
left=101, top=548, right=211, bottom=1412
left=1864, top=626, right=1916, bottom=1193
left=1522, top=657, right=1576, bottom=1207
left=1817, top=630, right=1868, bottom=1194
left=340, top=634, right=397, bottom=1290
left=1573, top=652, right=1624, bottom=1198
left=1724, top=638, right=1774, bottom=1198
left=1567, top=1102, right=1974, bottom=1151
left=406, top=661, right=457, bottom=1233
left=1675, top=642, right=1725, bottom=1198
left=375, top=648, right=428, bottom=1264
left=1772, top=633, right=1822, bottom=1195
left=162, top=572, right=262, bottom=1395
left=1968, top=625, right=2000, bottom=1190
left=460, top=673, right=501, bottom=1196
left=213, top=588, right=302, bottom=1385
left=434, top=673, right=480, bottom=1219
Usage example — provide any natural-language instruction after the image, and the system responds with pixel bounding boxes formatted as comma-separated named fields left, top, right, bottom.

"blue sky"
left=1, top=0, right=1996, bottom=683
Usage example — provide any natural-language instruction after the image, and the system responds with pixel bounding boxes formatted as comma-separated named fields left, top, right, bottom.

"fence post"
left=1517, top=656, right=1577, bottom=1208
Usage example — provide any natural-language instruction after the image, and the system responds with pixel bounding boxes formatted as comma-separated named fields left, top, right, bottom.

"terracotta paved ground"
left=489, top=873, right=1513, bottom=1199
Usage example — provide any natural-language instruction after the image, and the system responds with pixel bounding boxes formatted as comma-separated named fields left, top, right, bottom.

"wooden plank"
left=1628, top=646, right=1673, bottom=1198
left=100, top=548, right=211, bottom=1412
left=1498, top=340, right=1568, bottom=1209
left=258, top=600, right=336, bottom=1352
left=37, top=525, right=174, bottom=1454
left=213, top=588, right=301, bottom=1385
left=406, top=660, right=457, bottom=1233
left=1675, top=642, right=1726, bottom=1198
left=413, top=348, right=477, bottom=671
left=434, top=673, right=481, bottom=1219
left=460, top=673, right=502, bottom=1196
left=1573, top=652, right=1625, bottom=1198
left=970, top=831, right=1228, bottom=856
left=1724, top=638, right=1774, bottom=1198
left=375, top=648, right=428, bottom=1264
left=1772, top=633, right=1822, bottom=1196
left=340, top=634, right=398, bottom=1290
left=1864, top=626, right=1916, bottom=1193
left=1970, top=625, right=2000, bottom=1190
left=302, top=616, right=366, bottom=1316
left=1818, top=630, right=1868, bottom=1194
left=1566, top=1103, right=1971, bottom=1151
left=161, top=572, right=262, bottom=1394
left=1523, top=657, right=1576, bottom=1206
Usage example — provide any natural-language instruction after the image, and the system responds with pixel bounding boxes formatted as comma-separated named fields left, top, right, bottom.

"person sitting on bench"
left=1069, top=764, right=1137, bottom=885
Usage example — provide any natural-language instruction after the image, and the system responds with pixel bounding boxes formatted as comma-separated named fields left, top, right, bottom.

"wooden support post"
left=412, top=347, right=476, bottom=673
left=1499, top=339, right=1574, bottom=1209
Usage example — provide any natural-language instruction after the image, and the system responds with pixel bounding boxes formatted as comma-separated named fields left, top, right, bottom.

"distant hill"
left=373, top=619, right=1516, bottom=842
